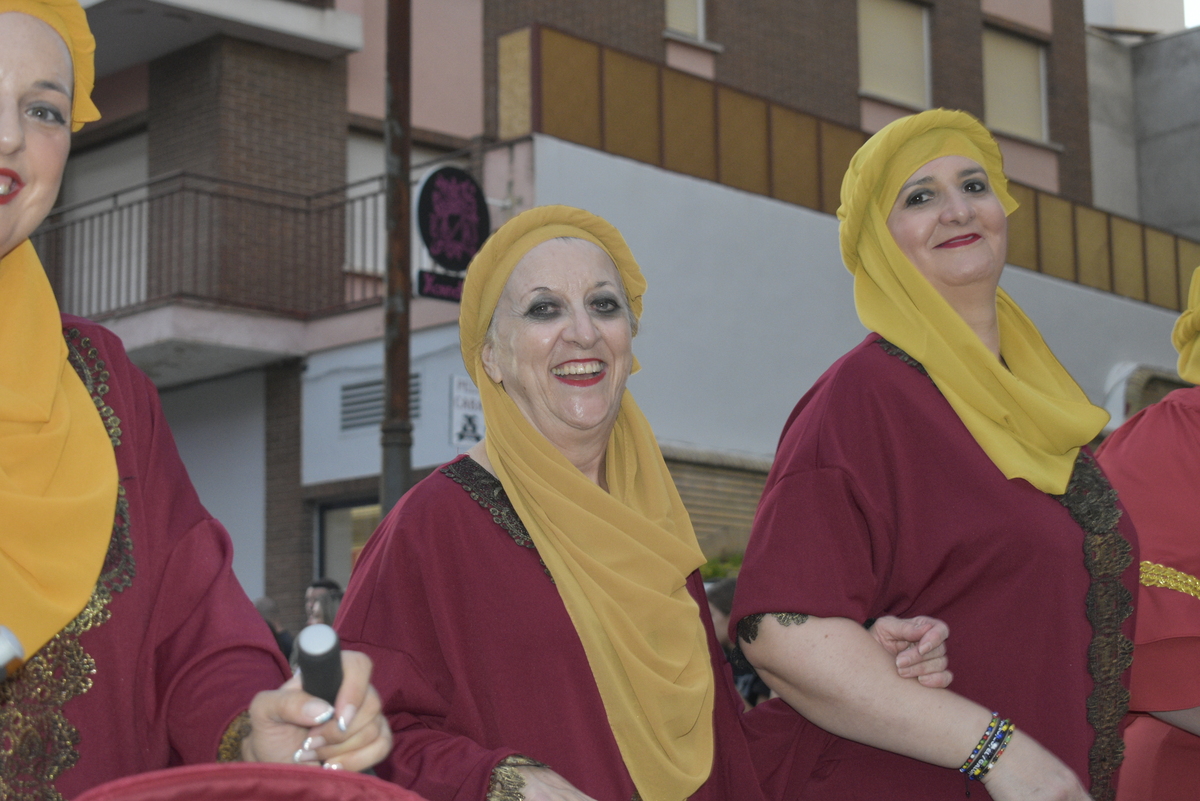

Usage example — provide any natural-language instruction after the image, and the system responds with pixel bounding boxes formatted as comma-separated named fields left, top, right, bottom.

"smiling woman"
left=732, top=109, right=1138, bottom=801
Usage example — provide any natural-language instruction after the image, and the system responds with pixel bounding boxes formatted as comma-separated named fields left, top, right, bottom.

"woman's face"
left=886, top=155, right=1007, bottom=300
left=0, top=13, right=73, bottom=260
left=483, top=238, right=634, bottom=450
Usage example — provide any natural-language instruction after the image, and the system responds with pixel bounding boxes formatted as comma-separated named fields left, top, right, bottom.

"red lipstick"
left=937, top=233, right=981, bottom=248
left=0, top=169, right=23, bottom=205
left=553, top=359, right=606, bottom=387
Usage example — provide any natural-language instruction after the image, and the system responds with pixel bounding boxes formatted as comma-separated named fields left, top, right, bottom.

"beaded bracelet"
left=958, top=713, right=1000, bottom=774
left=960, top=715, right=1015, bottom=781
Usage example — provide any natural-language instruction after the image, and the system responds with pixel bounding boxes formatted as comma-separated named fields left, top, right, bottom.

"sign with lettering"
left=450, top=375, right=484, bottom=450
left=416, top=167, right=490, bottom=302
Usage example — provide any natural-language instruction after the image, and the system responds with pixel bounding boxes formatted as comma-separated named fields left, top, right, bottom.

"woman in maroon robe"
left=337, top=205, right=954, bottom=801
left=731, top=110, right=1137, bottom=801
left=0, top=2, right=391, bottom=796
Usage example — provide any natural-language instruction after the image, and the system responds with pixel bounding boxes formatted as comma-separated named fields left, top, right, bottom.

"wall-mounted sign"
left=416, top=167, right=490, bottom=301
left=450, top=375, right=484, bottom=450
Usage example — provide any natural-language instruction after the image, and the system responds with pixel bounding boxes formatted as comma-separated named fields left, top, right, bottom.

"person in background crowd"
left=732, top=109, right=1138, bottom=801
left=1098, top=265, right=1200, bottom=801
left=306, top=578, right=344, bottom=627
left=705, top=577, right=770, bottom=707
left=0, top=2, right=391, bottom=795
left=256, top=596, right=296, bottom=659
left=337, top=205, right=954, bottom=801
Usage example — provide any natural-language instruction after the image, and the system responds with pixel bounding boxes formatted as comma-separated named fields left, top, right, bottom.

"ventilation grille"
left=340, top=375, right=419, bottom=430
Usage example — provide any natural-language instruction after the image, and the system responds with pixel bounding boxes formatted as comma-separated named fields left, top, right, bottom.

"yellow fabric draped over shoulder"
left=460, top=206, right=713, bottom=801
left=0, top=0, right=102, bottom=131
left=0, top=241, right=117, bottom=669
left=838, top=109, right=1108, bottom=495
left=1173, top=266, right=1200, bottom=384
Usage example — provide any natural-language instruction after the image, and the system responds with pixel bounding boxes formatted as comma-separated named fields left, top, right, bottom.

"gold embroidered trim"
left=217, top=711, right=252, bottom=762
left=442, top=458, right=554, bottom=582
left=0, top=330, right=137, bottom=800
left=486, top=755, right=547, bottom=801
left=1140, top=561, right=1200, bottom=601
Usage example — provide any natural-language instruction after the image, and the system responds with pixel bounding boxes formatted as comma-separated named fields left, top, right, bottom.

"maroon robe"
left=732, top=335, right=1137, bottom=800
left=1097, top=387, right=1200, bottom=801
left=337, top=455, right=823, bottom=801
left=0, top=318, right=289, bottom=799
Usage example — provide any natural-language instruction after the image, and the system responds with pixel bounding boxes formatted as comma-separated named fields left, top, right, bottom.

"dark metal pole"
left=380, top=0, right=412, bottom=513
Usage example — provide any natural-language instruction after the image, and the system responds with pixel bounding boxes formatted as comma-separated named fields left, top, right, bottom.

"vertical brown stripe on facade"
left=531, top=24, right=543, bottom=133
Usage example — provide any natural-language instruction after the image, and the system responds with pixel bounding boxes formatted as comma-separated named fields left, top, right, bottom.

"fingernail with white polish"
left=322, top=761, right=343, bottom=771
left=303, top=700, right=334, bottom=725
left=338, top=705, right=357, bottom=733
left=294, top=748, right=319, bottom=764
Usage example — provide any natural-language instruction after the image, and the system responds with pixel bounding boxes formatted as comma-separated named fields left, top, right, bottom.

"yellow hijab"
left=1, top=0, right=115, bottom=670
left=838, top=109, right=1108, bottom=495
left=460, top=206, right=714, bottom=801
left=1173, top=266, right=1200, bottom=384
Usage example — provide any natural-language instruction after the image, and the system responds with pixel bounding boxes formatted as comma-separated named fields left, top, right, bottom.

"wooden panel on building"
left=1179, top=239, right=1200, bottom=303
left=1145, top=228, right=1179, bottom=310
left=1036, top=192, right=1075, bottom=281
left=1074, top=205, right=1111, bottom=292
left=716, top=87, right=770, bottom=195
left=1005, top=182, right=1038, bottom=271
left=1111, top=216, right=1146, bottom=302
left=602, top=49, right=660, bottom=166
left=770, top=106, right=819, bottom=210
left=539, top=28, right=602, bottom=150
left=818, top=121, right=865, bottom=215
left=498, top=28, right=532, bottom=140
left=664, top=458, right=767, bottom=559
left=662, top=68, right=716, bottom=181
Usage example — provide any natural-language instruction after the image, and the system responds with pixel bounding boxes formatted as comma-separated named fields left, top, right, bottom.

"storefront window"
left=320, top=502, right=383, bottom=589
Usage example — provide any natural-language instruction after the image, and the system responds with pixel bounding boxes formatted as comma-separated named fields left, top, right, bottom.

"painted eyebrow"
left=898, top=167, right=987, bottom=194
left=33, top=79, right=72, bottom=98
left=523, top=280, right=617, bottom=296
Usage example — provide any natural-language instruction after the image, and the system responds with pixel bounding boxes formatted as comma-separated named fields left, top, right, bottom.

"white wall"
left=301, top=321, right=467, bottom=485
left=159, top=370, right=267, bottom=598
left=528, top=135, right=1183, bottom=455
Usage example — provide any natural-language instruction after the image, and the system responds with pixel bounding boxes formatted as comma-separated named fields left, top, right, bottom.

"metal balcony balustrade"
left=32, top=171, right=389, bottom=320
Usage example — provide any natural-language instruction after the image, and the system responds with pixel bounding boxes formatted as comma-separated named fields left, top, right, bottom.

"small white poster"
left=451, top=375, right=484, bottom=450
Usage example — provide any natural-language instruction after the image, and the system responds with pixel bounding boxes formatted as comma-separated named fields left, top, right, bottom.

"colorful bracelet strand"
left=961, top=716, right=1014, bottom=781
left=958, top=713, right=1000, bottom=774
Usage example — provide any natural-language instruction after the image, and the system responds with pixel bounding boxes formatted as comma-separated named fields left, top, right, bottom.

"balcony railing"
left=32, top=172, right=388, bottom=320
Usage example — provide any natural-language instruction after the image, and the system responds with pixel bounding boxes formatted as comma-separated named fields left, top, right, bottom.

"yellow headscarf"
left=1, top=0, right=114, bottom=671
left=0, top=0, right=101, bottom=130
left=838, top=109, right=1108, bottom=495
left=460, top=206, right=714, bottom=801
left=1173, top=266, right=1200, bottom=384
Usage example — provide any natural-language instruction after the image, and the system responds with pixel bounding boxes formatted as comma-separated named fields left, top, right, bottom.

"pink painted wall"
left=981, top=0, right=1052, bottom=34
left=340, top=0, right=484, bottom=139
left=996, top=134, right=1059, bottom=194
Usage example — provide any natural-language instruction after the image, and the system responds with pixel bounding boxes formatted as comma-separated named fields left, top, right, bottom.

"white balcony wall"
left=159, top=369, right=267, bottom=598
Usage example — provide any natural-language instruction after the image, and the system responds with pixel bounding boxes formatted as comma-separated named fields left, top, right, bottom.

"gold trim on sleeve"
left=1140, top=561, right=1200, bottom=601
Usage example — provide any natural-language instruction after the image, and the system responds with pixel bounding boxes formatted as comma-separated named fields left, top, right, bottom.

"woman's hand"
left=980, top=730, right=1092, bottom=801
left=242, top=650, right=392, bottom=771
left=869, top=615, right=952, bottom=687
left=514, top=766, right=601, bottom=801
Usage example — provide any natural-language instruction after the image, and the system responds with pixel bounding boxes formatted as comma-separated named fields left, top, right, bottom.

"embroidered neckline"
left=0, top=328, right=136, bottom=800
left=441, top=457, right=554, bottom=582
left=875, top=338, right=930, bottom=377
